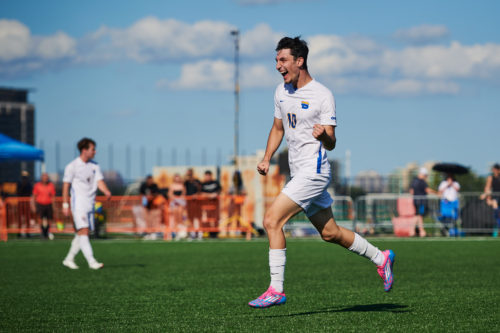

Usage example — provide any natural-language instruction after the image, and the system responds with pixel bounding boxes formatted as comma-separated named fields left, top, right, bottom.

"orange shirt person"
left=31, top=173, right=56, bottom=239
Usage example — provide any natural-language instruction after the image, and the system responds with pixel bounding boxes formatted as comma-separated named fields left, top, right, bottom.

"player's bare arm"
left=62, top=182, right=70, bottom=216
left=312, top=124, right=336, bottom=151
left=258, top=117, right=284, bottom=176
left=97, top=180, right=112, bottom=200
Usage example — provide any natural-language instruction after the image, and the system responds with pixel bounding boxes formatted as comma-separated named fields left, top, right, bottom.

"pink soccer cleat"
left=377, top=250, right=395, bottom=292
left=248, top=286, right=286, bottom=308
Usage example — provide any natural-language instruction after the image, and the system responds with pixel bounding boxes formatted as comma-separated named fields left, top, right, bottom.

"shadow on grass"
left=258, top=303, right=409, bottom=318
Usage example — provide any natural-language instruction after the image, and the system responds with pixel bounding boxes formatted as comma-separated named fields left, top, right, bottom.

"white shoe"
left=89, top=261, right=104, bottom=270
left=48, top=233, right=55, bottom=240
left=62, top=260, right=79, bottom=269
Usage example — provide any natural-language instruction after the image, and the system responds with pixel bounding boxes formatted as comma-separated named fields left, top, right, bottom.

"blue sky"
left=1, top=0, right=499, bottom=179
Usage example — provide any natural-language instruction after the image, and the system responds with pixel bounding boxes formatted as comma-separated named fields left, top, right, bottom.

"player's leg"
left=308, top=207, right=395, bottom=292
left=63, top=232, right=81, bottom=269
left=248, top=193, right=302, bottom=308
left=68, top=210, right=103, bottom=269
left=78, top=212, right=103, bottom=269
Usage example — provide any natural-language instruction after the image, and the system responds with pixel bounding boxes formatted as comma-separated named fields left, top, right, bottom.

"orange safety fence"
left=0, top=194, right=254, bottom=241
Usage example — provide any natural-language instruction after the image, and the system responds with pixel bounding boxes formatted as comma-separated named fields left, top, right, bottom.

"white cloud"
left=0, top=19, right=76, bottom=76
left=0, top=19, right=31, bottom=61
left=164, top=59, right=279, bottom=91
left=84, top=17, right=235, bottom=63
left=35, top=32, right=76, bottom=59
left=394, top=24, right=449, bottom=45
left=166, top=59, right=234, bottom=91
left=240, top=23, right=283, bottom=58
left=1, top=19, right=499, bottom=97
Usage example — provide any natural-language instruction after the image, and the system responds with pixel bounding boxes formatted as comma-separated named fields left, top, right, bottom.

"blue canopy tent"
left=0, top=133, right=44, bottom=162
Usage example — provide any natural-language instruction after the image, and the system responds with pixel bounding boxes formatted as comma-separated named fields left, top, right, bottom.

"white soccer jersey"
left=63, top=157, right=104, bottom=212
left=274, top=79, right=337, bottom=177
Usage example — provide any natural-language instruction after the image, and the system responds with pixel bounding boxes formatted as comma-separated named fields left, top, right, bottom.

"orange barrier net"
left=0, top=195, right=254, bottom=241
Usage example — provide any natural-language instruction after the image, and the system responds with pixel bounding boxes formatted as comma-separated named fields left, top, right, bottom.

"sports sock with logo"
left=348, top=233, right=384, bottom=266
left=269, top=248, right=286, bottom=293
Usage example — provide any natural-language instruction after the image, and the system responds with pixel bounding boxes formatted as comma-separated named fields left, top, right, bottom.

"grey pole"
left=230, top=29, right=240, bottom=169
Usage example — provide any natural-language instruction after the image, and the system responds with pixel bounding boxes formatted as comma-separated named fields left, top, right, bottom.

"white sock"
left=78, top=235, right=97, bottom=264
left=269, top=248, right=286, bottom=293
left=64, top=235, right=80, bottom=262
left=348, top=233, right=384, bottom=266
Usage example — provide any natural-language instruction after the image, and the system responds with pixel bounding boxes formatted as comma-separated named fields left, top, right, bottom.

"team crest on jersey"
left=301, top=101, right=309, bottom=109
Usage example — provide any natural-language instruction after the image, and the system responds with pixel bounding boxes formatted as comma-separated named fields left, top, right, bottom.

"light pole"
left=230, top=29, right=240, bottom=169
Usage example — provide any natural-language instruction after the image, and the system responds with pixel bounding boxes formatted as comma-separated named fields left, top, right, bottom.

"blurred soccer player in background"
left=249, top=37, right=395, bottom=308
left=62, top=138, right=111, bottom=270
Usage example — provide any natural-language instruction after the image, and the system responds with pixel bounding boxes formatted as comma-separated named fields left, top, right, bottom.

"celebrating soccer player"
left=248, top=37, right=395, bottom=308
left=62, top=138, right=111, bottom=270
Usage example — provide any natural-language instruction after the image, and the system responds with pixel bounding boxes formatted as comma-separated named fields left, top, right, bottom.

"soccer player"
left=248, top=37, right=395, bottom=308
left=62, top=138, right=111, bottom=270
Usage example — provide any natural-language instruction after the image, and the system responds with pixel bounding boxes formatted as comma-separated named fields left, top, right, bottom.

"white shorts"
left=72, top=210, right=95, bottom=231
left=282, top=173, right=333, bottom=217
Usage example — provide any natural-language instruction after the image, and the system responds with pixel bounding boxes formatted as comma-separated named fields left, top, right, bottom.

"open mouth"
left=281, top=71, right=288, bottom=79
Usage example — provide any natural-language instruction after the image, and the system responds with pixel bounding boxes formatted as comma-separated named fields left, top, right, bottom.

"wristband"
left=62, top=202, right=69, bottom=209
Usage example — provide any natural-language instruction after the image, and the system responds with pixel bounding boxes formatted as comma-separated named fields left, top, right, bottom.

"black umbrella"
left=432, top=162, right=469, bottom=175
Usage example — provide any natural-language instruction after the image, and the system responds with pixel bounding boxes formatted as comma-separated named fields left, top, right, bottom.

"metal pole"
left=231, top=30, right=240, bottom=169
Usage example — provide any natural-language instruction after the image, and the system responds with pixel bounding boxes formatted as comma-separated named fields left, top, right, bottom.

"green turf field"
left=1, top=238, right=499, bottom=332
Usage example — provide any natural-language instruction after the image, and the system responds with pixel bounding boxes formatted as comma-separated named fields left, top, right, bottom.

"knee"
left=263, top=213, right=280, bottom=232
left=321, top=226, right=342, bottom=243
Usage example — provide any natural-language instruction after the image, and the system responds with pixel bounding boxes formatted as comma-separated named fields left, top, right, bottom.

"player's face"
left=276, top=48, right=302, bottom=86
left=41, top=173, right=49, bottom=183
left=82, top=144, right=96, bottom=160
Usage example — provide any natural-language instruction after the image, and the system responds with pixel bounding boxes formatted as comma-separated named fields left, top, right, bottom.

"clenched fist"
left=257, top=160, right=270, bottom=176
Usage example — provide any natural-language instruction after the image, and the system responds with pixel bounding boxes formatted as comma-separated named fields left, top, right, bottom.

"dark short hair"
left=276, top=36, right=309, bottom=70
left=493, top=163, right=500, bottom=170
left=77, top=138, right=96, bottom=153
left=205, top=170, right=212, bottom=175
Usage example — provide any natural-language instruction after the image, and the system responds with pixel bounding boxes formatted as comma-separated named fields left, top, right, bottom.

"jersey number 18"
left=287, top=113, right=297, bottom=128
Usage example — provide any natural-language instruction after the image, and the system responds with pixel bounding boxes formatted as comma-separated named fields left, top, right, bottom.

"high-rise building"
left=0, top=87, right=35, bottom=183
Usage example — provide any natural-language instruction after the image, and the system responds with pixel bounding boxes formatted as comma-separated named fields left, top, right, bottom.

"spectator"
left=146, top=186, right=167, bottom=240
left=409, top=167, right=436, bottom=237
left=140, top=175, right=159, bottom=210
left=201, top=170, right=221, bottom=238
left=17, top=171, right=34, bottom=238
left=480, top=164, right=500, bottom=237
left=438, top=174, right=460, bottom=202
left=438, top=174, right=461, bottom=236
left=139, top=175, right=161, bottom=240
left=169, top=174, right=187, bottom=240
left=184, top=168, right=202, bottom=240
left=228, top=170, right=251, bottom=239
left=31, top=173, right=56, bottom=240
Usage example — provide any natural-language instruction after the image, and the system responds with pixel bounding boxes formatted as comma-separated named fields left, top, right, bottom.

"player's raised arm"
left=312, top=124, right=336, bottom=151
left=257, top=117, right=284, bottom=176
